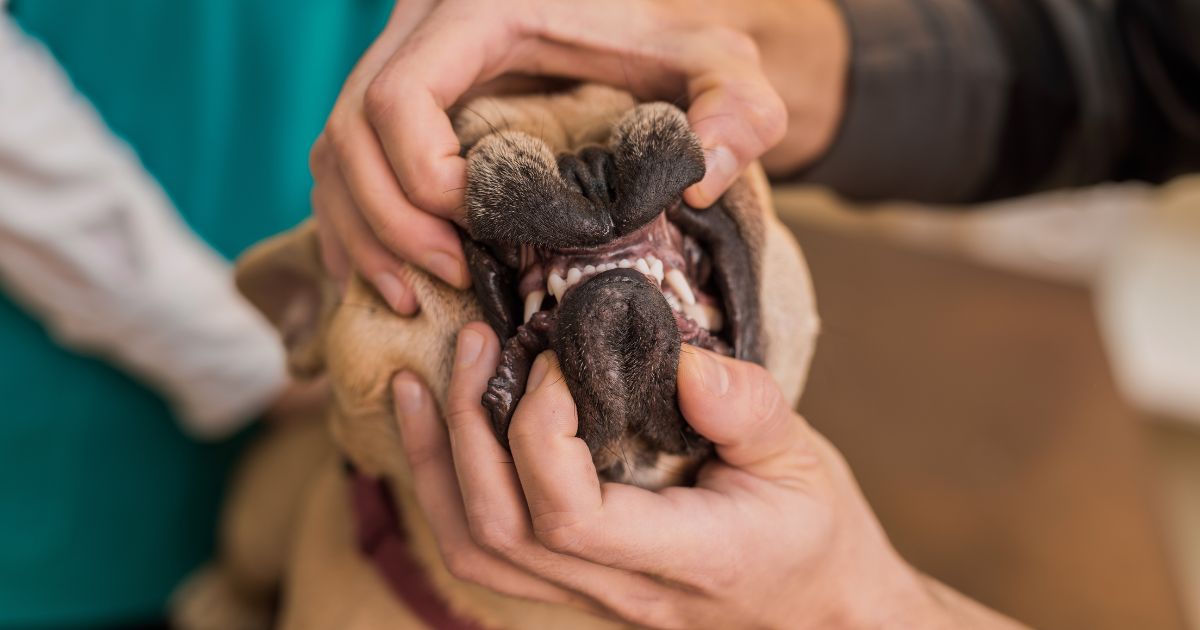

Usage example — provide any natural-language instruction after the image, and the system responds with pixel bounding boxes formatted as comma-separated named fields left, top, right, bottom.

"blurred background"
left=777, top=179, right=1200, bottom=629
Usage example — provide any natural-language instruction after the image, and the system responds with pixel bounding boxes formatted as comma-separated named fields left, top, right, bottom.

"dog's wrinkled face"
left=236, top=86, right=818, bottom=491
left=459, top=97, right=767, bottom=486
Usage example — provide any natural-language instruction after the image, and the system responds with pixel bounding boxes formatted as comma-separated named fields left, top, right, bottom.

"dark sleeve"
left=798, top=0, right=1200, bottom=203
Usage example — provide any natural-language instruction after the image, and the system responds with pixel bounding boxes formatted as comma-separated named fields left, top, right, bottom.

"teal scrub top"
left=0, top=2, right=390, bottom=626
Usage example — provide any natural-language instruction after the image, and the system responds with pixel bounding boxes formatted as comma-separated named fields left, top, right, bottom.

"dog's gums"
left=461, top=102, right=762, bottom=488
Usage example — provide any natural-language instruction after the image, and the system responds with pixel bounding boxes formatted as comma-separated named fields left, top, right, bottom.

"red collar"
left=348, top=468, right=493, bottom=630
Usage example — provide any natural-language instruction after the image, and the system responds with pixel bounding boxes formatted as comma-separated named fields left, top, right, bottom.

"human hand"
left=391, top=323, right=1019, bottom=628
left=310, top=0, right=847, bottom=314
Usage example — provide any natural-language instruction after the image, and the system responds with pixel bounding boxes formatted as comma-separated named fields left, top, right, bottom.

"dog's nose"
left=558, top=147, right=615, bottom=207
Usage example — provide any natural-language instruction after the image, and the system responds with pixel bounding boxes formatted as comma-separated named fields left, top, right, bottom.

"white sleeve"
left=0, top=15, right=288, bottom=440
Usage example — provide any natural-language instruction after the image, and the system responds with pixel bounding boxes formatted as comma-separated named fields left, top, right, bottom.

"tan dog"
left=173, top=86, right=819, bottom=630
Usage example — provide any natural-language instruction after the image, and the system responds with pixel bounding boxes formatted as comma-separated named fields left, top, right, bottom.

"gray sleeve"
left=800, top=0, right=1139, bottom=204
left=800, top=0, right=1009, bottom=203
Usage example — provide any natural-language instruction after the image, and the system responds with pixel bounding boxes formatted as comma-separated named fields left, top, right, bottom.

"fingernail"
left=425, top=251, right=467, bottom=288
left=692, top=145, right=736, bottom=208
left=394, top=371, right=424, bottom=416
left=374, top=272, right=408, bottom=312
left=526, top=354, right=551, bottom=392
left=696, top=350, right=730, bottom=396
left=456, top=327, right=484, bottom=367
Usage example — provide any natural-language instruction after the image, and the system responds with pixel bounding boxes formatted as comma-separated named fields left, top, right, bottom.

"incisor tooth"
left=650, top=258, right=665, bottom=283
left=584, top=265, right=596, bottom=275
left=665, top=269, right=696, bottom=305
left=548, top=272, right=566, bottom=300
left=524, top=290, right=545, bottom=323
left=566, top=267, right=582, bottom=286
left=635, top=258, right=651, bottom=275
left=618, top=260, right=633, bottom=269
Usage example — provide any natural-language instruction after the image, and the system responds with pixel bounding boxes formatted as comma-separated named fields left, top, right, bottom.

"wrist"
left=756, top=0, right=850, bottom=174
left=824, top=549, right=944, bottom=629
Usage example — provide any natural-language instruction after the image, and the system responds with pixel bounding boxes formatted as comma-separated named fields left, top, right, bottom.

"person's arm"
left=788, top=0, right=1200, bottom=203
left=388, top=322, right=1027, bottom=629
left=0, top=16, right=287, bottom=439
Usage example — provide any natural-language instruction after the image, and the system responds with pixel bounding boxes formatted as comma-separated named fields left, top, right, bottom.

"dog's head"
left=237, top=86, right=818, bottom=490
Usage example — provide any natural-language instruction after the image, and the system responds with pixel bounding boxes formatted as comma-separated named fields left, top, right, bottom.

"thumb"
left=681, top=73, right=787, bottom=209
left=677, top=345, right=819, bottom=479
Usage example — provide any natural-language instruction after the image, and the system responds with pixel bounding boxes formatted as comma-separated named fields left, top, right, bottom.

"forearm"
left=758, top=0, right=1138, bottom=203
left=0, top=16, right=286, bottom=438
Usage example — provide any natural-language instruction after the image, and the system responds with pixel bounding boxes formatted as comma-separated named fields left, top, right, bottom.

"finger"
left=310, top=160, right=418, bottom=315
left=362, top=3, right=504, bottom=220
left=326, top=114, right=468, bottom=289
left=507, top=354, right=740, bottom=584
left=443, top=323, right=533, bottom=545
left=390, top=370, right=578, bottom=606
left=444, top=327, right=684, bottom=622
left=677, top=345, right=820, bottom=480
left=311, top=203, right=351, bottom=288
left=515, top=5, right=786, bottom=207
left=682, top=57, right=787, bottom=208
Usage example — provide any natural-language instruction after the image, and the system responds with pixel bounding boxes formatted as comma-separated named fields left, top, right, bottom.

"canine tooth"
left=566, top=267, right=582, bottom=287
left=548, top=272, right=566, bottom=300
left=584, top=264, right=596, bottom=275
left=650, top=258, right=665, bottom=283
left=524, top=290, right=545, bottom=323
left=635, top=258, right=651, bottom=275
left=618, top=260, right=633, bottom=269
left=665, top=269, right=696, bottom=305
left=684, top=303, right=724, bottom=331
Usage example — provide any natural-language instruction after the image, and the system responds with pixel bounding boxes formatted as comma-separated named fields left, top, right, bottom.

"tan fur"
left=172, top=86, right=819, bottom=630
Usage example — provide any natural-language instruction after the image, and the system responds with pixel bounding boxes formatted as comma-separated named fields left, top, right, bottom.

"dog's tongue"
left=551, top=268, right=693, bottom=455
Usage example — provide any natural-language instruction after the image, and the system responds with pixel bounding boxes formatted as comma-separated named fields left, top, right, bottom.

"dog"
left=172, top=85, right=820, bottom=630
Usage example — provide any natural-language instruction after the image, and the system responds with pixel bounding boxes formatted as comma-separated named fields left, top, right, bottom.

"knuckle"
left=402, top=436, right=446, bottom=471
left=323, top=117, right=356, bottom=160
left=532, top=515, right=588, bottom=555
left=751, top=91, right=788, bottom=147
left=308, top=133, right=332, bottom=173
left=362, top=77, right=399, bottom=126
left=706, top=26, right=760, bottom=64
left=443, top=403, right=483, bottom=432
left=470, top=518, right=522, bottom=556
left=440, top=547, right=484, bottom=584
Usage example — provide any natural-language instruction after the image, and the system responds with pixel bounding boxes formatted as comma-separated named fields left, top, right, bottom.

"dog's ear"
left=235, top=220, right=333, bottom=378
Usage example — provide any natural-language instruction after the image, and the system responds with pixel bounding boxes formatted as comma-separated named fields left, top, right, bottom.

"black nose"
left=558, top=147, right=615, bottom=207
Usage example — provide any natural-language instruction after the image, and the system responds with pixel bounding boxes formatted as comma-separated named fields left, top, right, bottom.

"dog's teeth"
left=524, top=290, right=545, bottom=323
left=683, top=302, right=723, bottom=331
left=584, top=265, right=596, bottom=275
left=566, top=267, right=582, bottom=288
left=665, top=269, right=696, bottom=305
left=618, top=259, right=633, bottom=269
left=605, top=262, right=618, bottom=271
left=635, top=258, right=651, bottom=275
left=548, top=272, right=566, bottom=300
left=650, top=258, right=665, bottom=283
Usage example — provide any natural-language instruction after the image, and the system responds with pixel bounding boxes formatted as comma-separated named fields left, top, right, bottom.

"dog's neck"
left=348, top=468, right=500, bottom=630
